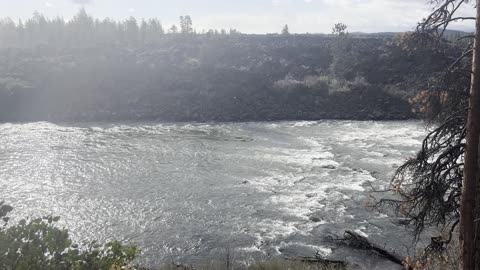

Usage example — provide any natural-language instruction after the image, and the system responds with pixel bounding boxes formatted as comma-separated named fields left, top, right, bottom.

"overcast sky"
left=0, top=0, right=475, bottom=33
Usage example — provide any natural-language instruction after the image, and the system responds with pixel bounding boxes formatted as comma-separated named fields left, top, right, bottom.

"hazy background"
left=0, top=0, right=475, bottom=34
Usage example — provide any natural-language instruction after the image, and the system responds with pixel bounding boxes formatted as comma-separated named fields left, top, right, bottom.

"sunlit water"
left=0, top=121, right=426, bottom=269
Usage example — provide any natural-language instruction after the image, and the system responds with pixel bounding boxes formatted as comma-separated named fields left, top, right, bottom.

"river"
left=0, top=120, right=426, bottom=269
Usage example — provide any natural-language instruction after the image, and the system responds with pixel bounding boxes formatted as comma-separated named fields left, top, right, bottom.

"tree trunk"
left=462, top=1, right=480, bottom=269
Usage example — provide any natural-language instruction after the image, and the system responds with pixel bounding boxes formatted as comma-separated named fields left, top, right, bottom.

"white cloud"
left=1, top=0, right=475, bottom=34
left=192, top=0, right=475, bottom=34
left=71, top=0, right=91, bottom=4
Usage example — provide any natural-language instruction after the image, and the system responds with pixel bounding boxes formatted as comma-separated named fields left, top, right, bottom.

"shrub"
left=0, top=202, right=141, bottom=270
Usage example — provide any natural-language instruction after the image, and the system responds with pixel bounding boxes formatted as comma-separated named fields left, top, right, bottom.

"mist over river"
left=0, top=121, right=426, bottom=269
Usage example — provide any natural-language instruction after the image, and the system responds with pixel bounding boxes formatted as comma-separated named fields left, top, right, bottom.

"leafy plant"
left=0, top=203, right=142, bottom=270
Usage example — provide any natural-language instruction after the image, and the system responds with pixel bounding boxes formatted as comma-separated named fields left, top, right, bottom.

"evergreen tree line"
left=0, top=9, right=242, bottom=48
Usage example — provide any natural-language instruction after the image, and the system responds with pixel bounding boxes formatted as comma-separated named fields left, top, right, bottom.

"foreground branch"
left=327, top=230, right=404, bottom=266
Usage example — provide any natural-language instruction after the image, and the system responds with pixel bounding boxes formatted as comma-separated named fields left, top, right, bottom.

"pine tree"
left=281, top=24, right=289, bottom=35
left=170, top=24, right=178, bottom=34
left=179, top=15, right=193, bottom=34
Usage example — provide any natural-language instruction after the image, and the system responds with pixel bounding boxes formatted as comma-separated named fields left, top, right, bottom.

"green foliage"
left=0, top=205, right=142, bottom=270
left=0, top=201, right=13, bottom=226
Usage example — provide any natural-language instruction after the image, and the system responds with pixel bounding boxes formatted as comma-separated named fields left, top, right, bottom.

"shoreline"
left=0, top=115, right=420, bottom=126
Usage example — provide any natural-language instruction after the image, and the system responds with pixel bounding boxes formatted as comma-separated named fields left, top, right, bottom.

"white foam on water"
left=301, top=137, right=324, bottom=147
left=238, top=245, right=265, bottom=253
left=269, top=192, right=324, bottom=218
left=354, top=227, right=369, bottom=238
left=249, top=174, right=308, bottom=188
left=329, top=123, right=426, bottom=150
left=276, top=241, right=333, bottom=257
left=251, top=219, right=311, bottom=245
left=291, top=121, right=319, bottom=128
left=256, top=150, right=336, bottom=168
left=0, top=120, right=427, bottom=267
left=358, top=157, right=398, bottom=166
left=240, top=124, right=422, bottom=257
left=247, top=157, right=379, bottom=238
left=367, top=151, right=386, bottom=157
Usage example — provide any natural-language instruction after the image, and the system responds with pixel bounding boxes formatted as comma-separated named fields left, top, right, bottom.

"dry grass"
left=155, top=258, right=348, bottom=270
left=403, top=236, right=461, bottom=270
left=249, top=259, right=348, bottom=270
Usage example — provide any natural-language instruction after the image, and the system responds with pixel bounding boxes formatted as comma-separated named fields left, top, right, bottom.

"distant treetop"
left=282, top=24, right=290, bottom=35
left=332, top=23, right=348, bottom=36
left=0, top=9, right=245, bottom=48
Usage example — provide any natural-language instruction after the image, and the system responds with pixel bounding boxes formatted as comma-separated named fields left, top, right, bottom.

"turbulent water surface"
left=0, top=121, right=426, bottom=269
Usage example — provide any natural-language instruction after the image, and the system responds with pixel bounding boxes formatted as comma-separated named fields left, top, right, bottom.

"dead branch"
left=326, top=230, right=404, bottom=266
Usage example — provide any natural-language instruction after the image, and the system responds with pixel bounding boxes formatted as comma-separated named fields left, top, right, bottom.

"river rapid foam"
left=0, top=121, right=426, bottom=269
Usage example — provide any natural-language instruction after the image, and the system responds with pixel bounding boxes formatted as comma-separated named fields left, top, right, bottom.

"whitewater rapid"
left=0, top=121, right=426, bottom=269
